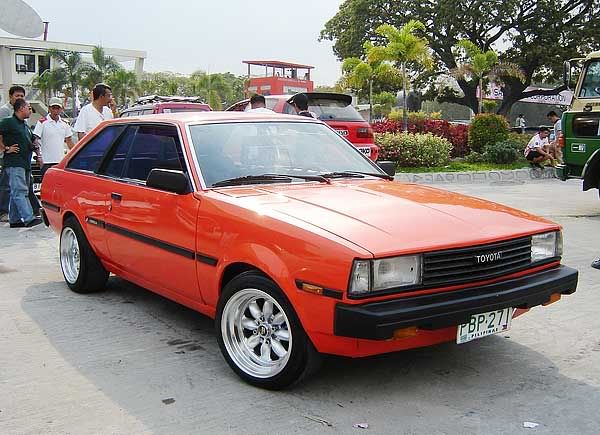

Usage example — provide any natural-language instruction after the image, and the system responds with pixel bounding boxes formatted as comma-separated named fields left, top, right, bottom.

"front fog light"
left=531, top=231, right=561, bottom=262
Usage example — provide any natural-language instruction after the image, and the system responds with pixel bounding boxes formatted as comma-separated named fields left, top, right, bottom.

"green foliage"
left=468, top=113, right=509, bottom=153
left=482, top=99, right=497, bottom=113
left=375, top=132, right=452, bottom=167
left=507, top=132, right=530, bottom=149
left=464, top=151, right=487, bottom=163
left=483, top=140, right=521, bottom=164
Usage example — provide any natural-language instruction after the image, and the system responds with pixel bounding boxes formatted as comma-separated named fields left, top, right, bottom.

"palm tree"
left=83, top=45, right=122, bottom=90
left=106, top=69, right=139, bottom=107
left=47, top=49, right=87, bottom=117
left=342, top=51, right=400, bottom=121
left=452, top=40, right=524, bottom=114
left=374, top=21, right=433, bottom=130
left=191, top=71, right=232, bottom=110
left=30, top=68, right=66, bottom=102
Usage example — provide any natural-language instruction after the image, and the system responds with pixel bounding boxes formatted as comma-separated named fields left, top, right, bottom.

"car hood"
left=214, top=180, right=558, bottom=257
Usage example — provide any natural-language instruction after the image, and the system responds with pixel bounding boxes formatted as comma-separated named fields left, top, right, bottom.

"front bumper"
left=334, top=265, right=578, bottom=340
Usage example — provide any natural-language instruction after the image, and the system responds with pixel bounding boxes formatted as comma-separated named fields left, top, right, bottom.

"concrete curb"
left=394, top=167, right=557, bottom=184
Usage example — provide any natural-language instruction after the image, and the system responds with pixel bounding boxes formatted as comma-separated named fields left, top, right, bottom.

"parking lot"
left=1, top=177, right=599, bottom=435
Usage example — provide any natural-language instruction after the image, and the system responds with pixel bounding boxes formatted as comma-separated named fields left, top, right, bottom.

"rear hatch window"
left=307, top=98, right=364, bottom=122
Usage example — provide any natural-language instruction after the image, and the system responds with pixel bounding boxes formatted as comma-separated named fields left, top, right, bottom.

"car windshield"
left=308, top=98, right=364, bottom=121
left=188, top=121, right=380, bottom=187
left=578, top=60, right=600, bottom=98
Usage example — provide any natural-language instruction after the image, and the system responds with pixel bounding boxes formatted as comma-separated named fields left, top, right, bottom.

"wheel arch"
left=582, top=149, right=600, bottom=191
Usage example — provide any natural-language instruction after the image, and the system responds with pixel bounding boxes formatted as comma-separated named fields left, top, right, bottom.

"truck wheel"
left=60, top=217, right=109, bottom=293
left=216, top=271, right=320, bottom=390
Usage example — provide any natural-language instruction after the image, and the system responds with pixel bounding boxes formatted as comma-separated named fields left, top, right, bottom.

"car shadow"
left=22, top=278, right=600, bottom=434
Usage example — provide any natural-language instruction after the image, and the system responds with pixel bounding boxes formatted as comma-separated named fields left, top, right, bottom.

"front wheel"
left=216, top=272, right=319, bottom=389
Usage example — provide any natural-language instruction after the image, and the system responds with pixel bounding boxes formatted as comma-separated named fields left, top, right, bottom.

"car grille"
left=422, top=237, right=532, bottom=287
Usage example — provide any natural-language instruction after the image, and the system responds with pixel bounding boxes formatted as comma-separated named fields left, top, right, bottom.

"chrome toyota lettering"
left=476, top=251, right=503, bottom=263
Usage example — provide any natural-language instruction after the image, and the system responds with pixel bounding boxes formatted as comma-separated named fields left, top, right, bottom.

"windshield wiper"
left=212, top=173, right=329, bottom=187
left=320, top=171, right=394, bottom=181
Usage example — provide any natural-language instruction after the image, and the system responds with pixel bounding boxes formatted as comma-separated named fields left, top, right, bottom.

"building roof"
left=243, top=60, right=314, bottom=69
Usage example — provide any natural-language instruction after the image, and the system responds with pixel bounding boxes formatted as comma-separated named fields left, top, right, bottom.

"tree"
left=83, top=46, right=122, bottom=91
left=341, top=46, right=401, bottom=121
left=320, top=0, right=600, bottom=115
left=373, top=21, right=433, bottom=129
left=47, top=49, right=87, bottom=117
left=452, top=40, right=524, bottom=114
left=30, top=68, right=66, bottom=102
left=106, top=69, right=139, bottom=107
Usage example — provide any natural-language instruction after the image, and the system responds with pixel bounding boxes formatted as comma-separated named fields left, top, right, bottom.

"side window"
left=142, top=109, right=154, bottom=115
left=572, top=114, right=600, bottom=137
left=101, top=127, right=138, bottom=178
left=123, top=124, right=185, bottom=182
left=67, top=125, right=126, bottom=172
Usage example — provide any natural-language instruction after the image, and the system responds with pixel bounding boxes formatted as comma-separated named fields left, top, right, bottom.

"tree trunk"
left=71, top=83, right=78, bottom=118
left=369, top=78, right=373, bottom=122
left=402, top=63, right=408, bottom=131
left=478, top=78, right=483, bottom=114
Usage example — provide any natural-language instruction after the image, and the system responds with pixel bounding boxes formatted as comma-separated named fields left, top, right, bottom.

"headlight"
left=531, top=231, right=562, bottom=262
left=349, top=255, right=422, bottom=296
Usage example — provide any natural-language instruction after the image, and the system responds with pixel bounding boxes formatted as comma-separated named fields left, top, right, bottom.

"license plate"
left=456, top=308, right=513, bottom=344
left=357, top=147, right=371, bottom=157
left=335, top=129, right=349, bottom=137
left=33, top=183, right=41, bottom=193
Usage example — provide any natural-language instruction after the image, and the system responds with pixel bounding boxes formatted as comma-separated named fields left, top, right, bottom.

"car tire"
left=60, top=217, right=109, bottom=293
left=216, top=271, right=320, bottom=390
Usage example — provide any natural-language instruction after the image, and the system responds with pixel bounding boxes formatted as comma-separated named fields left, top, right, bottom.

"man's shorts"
left=526, top=150, right=542, bottom=161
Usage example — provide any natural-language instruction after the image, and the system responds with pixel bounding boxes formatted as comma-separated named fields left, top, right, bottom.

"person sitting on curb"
left=524, top=127, right=555, bottom=169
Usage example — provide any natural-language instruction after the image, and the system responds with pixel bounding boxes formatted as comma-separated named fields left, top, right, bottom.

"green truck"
left=558, top=51, right=600, bottom=197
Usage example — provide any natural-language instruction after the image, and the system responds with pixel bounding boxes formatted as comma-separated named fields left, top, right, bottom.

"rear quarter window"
left=67, top=125, right=126, bottom=172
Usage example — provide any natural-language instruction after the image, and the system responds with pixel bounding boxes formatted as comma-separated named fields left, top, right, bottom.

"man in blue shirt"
left=0, top=99, right=42, bottom=227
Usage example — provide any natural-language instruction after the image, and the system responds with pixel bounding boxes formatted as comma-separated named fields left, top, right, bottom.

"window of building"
left=15, top=54, right=35, bottom=73
left=38, top=55, right=50, bottom=75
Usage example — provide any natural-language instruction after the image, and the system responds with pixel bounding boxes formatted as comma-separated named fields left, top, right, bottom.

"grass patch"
left=395, top=160, right=530, bottom=173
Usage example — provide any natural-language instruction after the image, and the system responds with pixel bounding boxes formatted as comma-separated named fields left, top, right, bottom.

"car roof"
left=107, top=111, right=321, bottom=124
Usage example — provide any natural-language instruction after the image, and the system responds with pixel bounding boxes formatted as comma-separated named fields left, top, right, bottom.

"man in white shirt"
left=524, top=127, right=554, bottom=169
left=247, top=94, right=274, bottom=113
left=73, top=83, right=115, bottom=140
left=33, top=97, right=74, bottom=179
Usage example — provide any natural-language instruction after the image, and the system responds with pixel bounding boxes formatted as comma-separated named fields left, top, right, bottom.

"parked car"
left=40, top=112, right=578, bottom=389
left=226, top=93, right=379, bottom=161
left=120, top=95, right=211, bottom=117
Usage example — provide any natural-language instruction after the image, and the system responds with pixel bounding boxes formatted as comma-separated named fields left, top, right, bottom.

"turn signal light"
left=542, top=293, right=561, bottom=306
left=301, top=283, right=323, bottom=296
left=392, top=326, right=418, bottom=339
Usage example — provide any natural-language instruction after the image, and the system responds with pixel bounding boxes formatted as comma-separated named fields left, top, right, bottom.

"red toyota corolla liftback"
left=41, top=111, right=578, bottom=389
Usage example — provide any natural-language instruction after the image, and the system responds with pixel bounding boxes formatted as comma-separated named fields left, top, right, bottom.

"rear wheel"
left=60, top=217, right=109, bottom=293
left=216, top=271, right=320, bottom=389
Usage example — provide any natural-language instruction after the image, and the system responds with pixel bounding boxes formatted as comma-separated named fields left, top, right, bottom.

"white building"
left=0, top=36, right=146, bottom=104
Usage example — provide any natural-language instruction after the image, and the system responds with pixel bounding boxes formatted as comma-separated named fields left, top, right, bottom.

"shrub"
left=464, top=151, right=487, bottom=163
left=468, top=113, right=509, bottom=153
left=375, top=132, right=452, bottom=167
left=507, top=132, right=530, bottom=150
left=483, top=140, right=521, bottom=164
left=372, top=118, right=470, bottom=158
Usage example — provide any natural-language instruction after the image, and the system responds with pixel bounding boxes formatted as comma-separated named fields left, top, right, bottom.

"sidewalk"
left=394, top=167, right=557, bottom=184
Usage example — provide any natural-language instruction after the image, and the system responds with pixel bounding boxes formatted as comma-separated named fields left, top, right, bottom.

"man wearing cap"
left=287, top=93, right=316, bottom=118
left=33, top=97, right=74, bottom=180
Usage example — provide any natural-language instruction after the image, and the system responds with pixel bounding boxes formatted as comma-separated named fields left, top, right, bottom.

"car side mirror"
left=377, top=161, right=396, bottom=177
left=563, top=60, right=571, bottom=89
left=146, top=168, right=190, bottom=194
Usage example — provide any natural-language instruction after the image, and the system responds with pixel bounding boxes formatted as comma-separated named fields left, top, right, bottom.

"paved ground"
left=1, top=177, right=599, bottom=435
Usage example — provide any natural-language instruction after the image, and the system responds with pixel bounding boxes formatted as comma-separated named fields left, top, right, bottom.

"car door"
left=98, top=123, right=201, bottom=301
left=64, top=124, right=127, bottom=260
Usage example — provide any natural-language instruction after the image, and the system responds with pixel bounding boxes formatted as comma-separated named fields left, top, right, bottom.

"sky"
left=0, top=0, right=346, bottom=86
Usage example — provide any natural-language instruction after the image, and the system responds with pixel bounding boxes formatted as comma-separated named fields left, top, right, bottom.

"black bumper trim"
left=334, top=265, right=578, bottom=340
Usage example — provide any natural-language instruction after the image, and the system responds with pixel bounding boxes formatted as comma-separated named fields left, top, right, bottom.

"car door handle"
left=111, top=193, right=122, bottom=201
